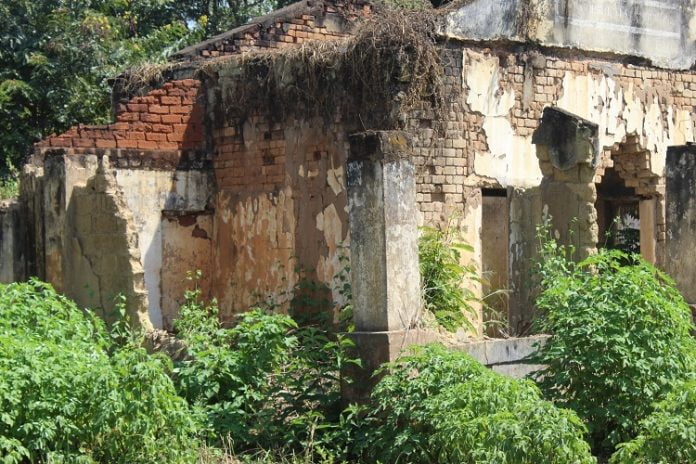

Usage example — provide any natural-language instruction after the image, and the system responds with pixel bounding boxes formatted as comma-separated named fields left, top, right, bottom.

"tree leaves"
left=0, top=0, right=290, bottom=176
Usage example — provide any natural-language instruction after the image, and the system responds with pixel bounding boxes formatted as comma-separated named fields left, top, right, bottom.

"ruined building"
left=2, top=0, right=696, bottom=354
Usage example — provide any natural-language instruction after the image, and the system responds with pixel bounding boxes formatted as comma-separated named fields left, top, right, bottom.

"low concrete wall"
left=452, top=334, right=549, bottom=379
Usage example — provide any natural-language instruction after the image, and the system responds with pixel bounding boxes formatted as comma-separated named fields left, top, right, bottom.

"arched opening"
left=594, top=135, right=663, bottom=263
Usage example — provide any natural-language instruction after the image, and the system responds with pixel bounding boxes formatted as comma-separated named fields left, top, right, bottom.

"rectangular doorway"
left=481, top=188, right=509, bottom=337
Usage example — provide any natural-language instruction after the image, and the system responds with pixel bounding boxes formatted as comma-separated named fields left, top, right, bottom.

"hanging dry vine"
left=200, top=8, right=452, bottom=132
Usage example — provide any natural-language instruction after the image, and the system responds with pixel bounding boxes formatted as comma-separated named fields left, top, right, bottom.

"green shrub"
left=610, top=379, right=696, bottom=463
left=0, top=280, right=201, bottom=464
left=358, top=344, right=595, bottom=463
left=532, top=232, right=696, bottom=453
left=419, top=223, right=478, bottom=331
left=173, top=287, right=358, bottom=457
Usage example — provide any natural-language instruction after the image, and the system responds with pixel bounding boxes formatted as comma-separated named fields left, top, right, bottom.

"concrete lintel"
left=533, top=107, right=599, bottom=170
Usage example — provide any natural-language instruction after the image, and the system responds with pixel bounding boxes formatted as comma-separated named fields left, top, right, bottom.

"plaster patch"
left=465, top=51, right=542, bottom=187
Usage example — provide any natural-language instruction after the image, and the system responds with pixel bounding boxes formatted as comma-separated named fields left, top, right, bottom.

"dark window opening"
left=596, top=168, right=640, bottom=254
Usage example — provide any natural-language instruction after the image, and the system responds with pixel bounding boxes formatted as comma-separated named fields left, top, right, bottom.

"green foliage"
left=0, top=0, right=296, bottom=176
left=531, top=227, right=696, bottom=453
left=419, top=223, right=478, bottom=331
left=610, top=379, right=696, bottom=463
left=358, top=343, right=595, bottom=463
left=0, top=280, right=201, bottom=464
left=173, top=285, right=359, bottom=457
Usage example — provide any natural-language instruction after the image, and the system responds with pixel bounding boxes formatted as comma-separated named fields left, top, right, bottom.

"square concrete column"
left=346, top=131, right=421, bottom=332
left=344, top=131, right=430, bottom=400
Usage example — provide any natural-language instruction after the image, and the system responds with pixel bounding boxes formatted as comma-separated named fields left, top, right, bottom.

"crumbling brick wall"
left=174, top=0, right=371, bottom=61
left=37, top=79, right=205, bottom=155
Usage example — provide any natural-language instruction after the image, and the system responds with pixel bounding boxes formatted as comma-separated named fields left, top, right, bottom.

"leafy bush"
left=357, top=343, right=595, bottom=463
left=173, top=286, right=358, bottom=457
left=610, top=379, right=696, bottom=463
left=532, top=231, right=696, bottom=452
left=0, top=280, right=201, bottom=464
left=419, top=223, right=478, bottom=331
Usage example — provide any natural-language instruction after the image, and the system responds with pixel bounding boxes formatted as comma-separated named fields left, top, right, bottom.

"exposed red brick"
left=169, top=106, right=190, bottom=114
left=160, top=96, right=181, bottom=105
left=137, top=140, right=159, bottom=150
left=117, top=112, right=139, bottom=122
left=161, top=114, right=183, bottom=124
left=117, top=139, right=139, bottom=149
left=146, top=133, right=168, bottom=142
left=149, top=105, right=170, bottom=114
left=96, top=138, right=117, bottom=148
left=127, top=103, right=148, bottom=112
left=141, top=114, right=162, bottom=123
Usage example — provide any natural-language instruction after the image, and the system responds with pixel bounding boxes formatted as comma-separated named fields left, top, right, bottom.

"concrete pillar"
left=346, top=131, right=421, bottom=332
left=344, top=131, right=432, bottom=400
left=665, top=145, right=696, bottom=305
left=639, top=198, right=657, bottom=264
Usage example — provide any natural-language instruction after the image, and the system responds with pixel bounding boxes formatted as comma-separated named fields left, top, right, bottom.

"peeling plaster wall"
left=211, top=112, right=351, bottom=319
left=17, top=154, right=212, bottom=330
left=407, top=42, right=696, bottom=330
left=464, top=51, right=542, bottom=188
left=161, top=212, right=213, bottom=329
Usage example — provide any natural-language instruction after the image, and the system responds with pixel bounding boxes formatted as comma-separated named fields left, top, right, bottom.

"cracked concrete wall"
left=0, top=201, right=23, bottom=283
left=54, top=155, right=151, bottom=328
left=16, top=153, right=213, bottom=330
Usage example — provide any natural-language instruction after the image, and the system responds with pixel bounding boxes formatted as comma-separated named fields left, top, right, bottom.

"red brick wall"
left=37, top=79, right=204, bottom=155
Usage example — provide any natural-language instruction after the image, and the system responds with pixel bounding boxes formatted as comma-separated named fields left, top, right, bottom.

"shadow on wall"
left=64, top=167, right=149, bottom=328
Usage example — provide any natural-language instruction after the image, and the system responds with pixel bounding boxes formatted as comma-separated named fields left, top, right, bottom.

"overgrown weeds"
left=418, top=220, right=479, bottom=332
left=355, top=344, right=595, bottom=463
left=610, top=378, right=696, bottom=463
left=530, top=224, right=696, bottom=455
left=0, top=280, right=201, bottom=464
left=173, top=283, right=360, bottom=458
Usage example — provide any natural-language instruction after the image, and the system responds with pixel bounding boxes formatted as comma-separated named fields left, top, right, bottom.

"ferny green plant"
left=0, top=280, right=201, bottom=464
left=418, top=221, right=478, bottom=332
left=531, top=225, right=696, bottom=454
left=356, top=343, right=595, bottom=463
left=610, top=378, right=696, bottom=463
left=173, top=284, right=360, bottom=458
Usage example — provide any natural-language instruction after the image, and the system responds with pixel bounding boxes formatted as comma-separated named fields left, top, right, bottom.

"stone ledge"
left=450, top=334, right=550, bottom=366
